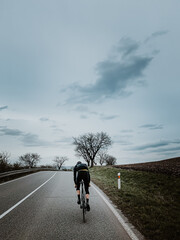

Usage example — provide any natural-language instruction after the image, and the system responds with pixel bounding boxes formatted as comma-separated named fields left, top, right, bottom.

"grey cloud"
left=132, top=141, right=168, bottom=151
left=50, top=125, right=57, bottom=128
left=85, top=111, right=118, bottom=121
left=0, top=126, right=49, bottom=147
left=55, top=137, right=72, bottom=144
left=147, top=146, right=180, bottom=160
left=115, top=38, right=139, bottom=57
left=152, top=30, right=168, bottom=37
left=172, top=139, right=180, bottom=144
left=0, top=105, right=8, bottom=111
left=81, top=55, right=152, bottom=101
left=21, top=133, right=49, bottom=147
left=51, top=125, right=64, bottom=133
left=75, top=105, right=89, bottom=112
left=64, top=38, right=153, bottom=104
left=100, top=114, right=119, bottom=120
left=121, top=129, right=133, bottom=133
left=40, top=117, right=49, bottom=122
left=130, top=139, right=180, bottom=151
left=89, top=111, right=99, bottom=115
left=0, top=126, right=24, bottom=136
left=114, top=139, right=132, bottom=146
left=113, top=134, right=132, bottom=146
left=80, top=115, right=88, bottom=119
left=151, top=146, right=180, bottom=153
left=144, top=30, right=168, bottom=43
left=74, top=106, right=119, bottom=121
left=140, top=124, right=163, bottom=130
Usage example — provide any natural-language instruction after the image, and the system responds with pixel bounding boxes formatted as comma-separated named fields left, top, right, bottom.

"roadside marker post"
left=118, top=172, right=121, bottom=189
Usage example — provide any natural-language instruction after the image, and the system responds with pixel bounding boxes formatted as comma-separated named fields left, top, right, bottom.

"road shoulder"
left=91, top=181, right=145, bottom=240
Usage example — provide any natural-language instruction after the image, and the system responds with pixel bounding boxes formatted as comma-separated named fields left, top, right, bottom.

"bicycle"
left=80, top=180, right=87, bottom=223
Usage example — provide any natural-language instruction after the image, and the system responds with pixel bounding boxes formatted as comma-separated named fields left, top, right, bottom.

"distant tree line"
left=0, top=151, right=69, bottom=173
left=0, top=152, right=41, bottom=173
left=1, top=131, right=116, bottom=172
left=97, top=152, right=117, bottom=166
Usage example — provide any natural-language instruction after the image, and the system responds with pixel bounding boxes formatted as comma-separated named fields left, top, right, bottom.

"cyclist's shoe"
left=77, top=199, right=81, bottom=205
left=86, top=203, right=90, bottom=211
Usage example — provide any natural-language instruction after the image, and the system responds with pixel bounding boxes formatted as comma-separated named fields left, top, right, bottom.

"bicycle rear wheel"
left=83, top=201, right=86, bottom=223
left=81, top=181, right=86, bottom=223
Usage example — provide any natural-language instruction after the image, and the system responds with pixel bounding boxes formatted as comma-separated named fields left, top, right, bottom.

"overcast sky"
left=0, top=0, right=180, bottom=166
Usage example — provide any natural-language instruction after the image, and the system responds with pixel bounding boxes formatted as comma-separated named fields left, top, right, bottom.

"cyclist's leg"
left=84, top=172, right=90, bottom=197
left=84, top=183, right=89, bottom=199
left=83, top=172, right=90, bottom=211
left=76, top=172, right=81, bottom=204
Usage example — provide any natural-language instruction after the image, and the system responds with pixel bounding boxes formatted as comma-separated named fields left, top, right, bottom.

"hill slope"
left=114, top=157, right=180, bottom=176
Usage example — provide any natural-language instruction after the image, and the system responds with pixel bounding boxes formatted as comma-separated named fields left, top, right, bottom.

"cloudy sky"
left=0, top=0, right=180, bottom=166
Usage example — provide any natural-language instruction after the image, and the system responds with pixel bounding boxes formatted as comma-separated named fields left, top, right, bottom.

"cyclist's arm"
left=73, top=166, right=77, bottom=184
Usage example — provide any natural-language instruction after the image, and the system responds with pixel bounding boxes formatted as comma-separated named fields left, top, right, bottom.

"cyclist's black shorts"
left=76, top=171, right=90, bottom=194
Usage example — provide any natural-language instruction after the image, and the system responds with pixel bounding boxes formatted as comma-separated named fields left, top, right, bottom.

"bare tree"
left=73, top=132, right=112, bottom=167
left=19, top=153, right=40, bottom=168
left=13, top=161, right=23, bottom=170
left=53, top=156, right=68, bottom=170
left=97, top=152, right=109, bottom=166
left=105, top=155, right=117, bottom=166
left=0, top=151, right=11, bottom=172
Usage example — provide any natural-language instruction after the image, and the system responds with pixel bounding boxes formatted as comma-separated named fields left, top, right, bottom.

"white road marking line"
left=92, top=182, right=139, bottom=240
left=0, top=172, right=41, bottom=186
left=0, top=173, right=57, bottom=220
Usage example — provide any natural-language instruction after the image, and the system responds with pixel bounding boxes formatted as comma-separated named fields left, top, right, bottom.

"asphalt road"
left=0, top=171, right=135, bottom=240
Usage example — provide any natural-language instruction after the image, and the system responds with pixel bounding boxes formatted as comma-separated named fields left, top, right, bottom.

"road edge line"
left=0, top=172, right=57, bottom=220
left=91, top=182, right=140, bottom=240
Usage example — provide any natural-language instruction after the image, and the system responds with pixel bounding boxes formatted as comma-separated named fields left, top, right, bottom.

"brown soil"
left=113, top=157, right=180, bottom=176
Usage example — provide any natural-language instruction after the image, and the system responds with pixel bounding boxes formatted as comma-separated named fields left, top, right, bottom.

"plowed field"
left=114, top=157, right=180, bottom=176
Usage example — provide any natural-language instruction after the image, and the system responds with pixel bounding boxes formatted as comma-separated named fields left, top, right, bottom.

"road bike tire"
left=83, top=201, right=86, bottom=223
left=81, top=181, right=86, bottom=223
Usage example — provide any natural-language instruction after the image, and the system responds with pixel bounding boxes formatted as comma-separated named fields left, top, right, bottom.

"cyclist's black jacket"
left=73, top=163, right=90, bottom=184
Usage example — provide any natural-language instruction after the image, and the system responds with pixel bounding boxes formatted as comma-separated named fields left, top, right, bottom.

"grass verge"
left=90, top=166, right=180, bottom=240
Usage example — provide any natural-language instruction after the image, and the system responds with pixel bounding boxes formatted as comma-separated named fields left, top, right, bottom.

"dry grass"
left=90, top=159, right=180, bottom=240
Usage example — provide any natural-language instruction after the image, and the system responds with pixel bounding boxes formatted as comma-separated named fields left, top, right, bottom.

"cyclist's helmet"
left=77, top=161, right=82, bottom=165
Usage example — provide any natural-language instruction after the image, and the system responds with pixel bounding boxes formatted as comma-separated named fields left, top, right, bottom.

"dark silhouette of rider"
left=73, top=161, right=90, bottom=211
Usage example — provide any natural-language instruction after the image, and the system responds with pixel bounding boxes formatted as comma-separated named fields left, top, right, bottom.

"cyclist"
left=73, top=161, right=90, bottom=211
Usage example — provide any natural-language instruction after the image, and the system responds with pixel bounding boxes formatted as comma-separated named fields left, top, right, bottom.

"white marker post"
left=118, top=172, right=121, bottom=189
